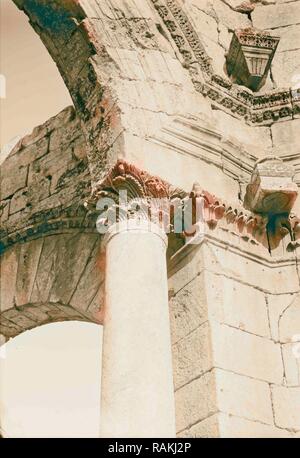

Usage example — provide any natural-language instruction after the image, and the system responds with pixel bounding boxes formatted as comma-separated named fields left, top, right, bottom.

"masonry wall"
left=168, top=238, right=300, bottom=438
left=0, top=107, right=103, bottom=345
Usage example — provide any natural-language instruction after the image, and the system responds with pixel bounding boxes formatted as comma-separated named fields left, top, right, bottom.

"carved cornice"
left=151, top=0, right=300, bottom=125
left=151, top=116, right=300, bottom=189
left=0, top=205, right=98, bottom=254
left=86, top=159, right=300, bottom=252
left=2, top=158, right=298, bottom=253
left=150, top=116, right=256, bottom=180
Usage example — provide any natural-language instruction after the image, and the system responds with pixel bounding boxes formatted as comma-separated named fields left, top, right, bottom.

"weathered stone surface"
left=212, top=110, right=272, bottom=158
left=69, top=239, right=103, bottom=312
left=266, top=294, right=295, bottom=341
left=172, top=322, right=212, bottom=390
left=0, top=247, right=19, bottom=312
left=219, top=412, right=291, bottom=438
left=244, top=157, right=298, bottom=215
left=215, top=369, right=274, bottom=424
left=272, top=385, right=300, bottom=430
left=15, top=239, right=44, bottom=307
left=252, top=3, right=300, bottom=29
left=282, top=343, right=300, bottom=387
left=271, top=119, right=300, bottom=156
left=175, top=371, right=217, bottom=432
left=272, top=49, right=300, bottom=87
left=169, top=273, right=208, bottom=345
left=211, top=322, right=284, bottom=383
left=0, top=160, right=28, bottom=200
left=279, top=295, right=300, bottom=344
left=203, top=242, right=300, bottom=294
left=206, top=272, right=270, bottom=337
left=276, top=25, right=300, bottom=53
left=178, top=413, right=220, bottom=438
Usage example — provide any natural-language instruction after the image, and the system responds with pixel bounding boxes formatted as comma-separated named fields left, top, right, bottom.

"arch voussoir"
left=0, top=301, right=102, bottom=345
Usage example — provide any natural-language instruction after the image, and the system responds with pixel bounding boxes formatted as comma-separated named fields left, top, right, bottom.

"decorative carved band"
left=151, top=0, right=299, bottom=125
left=236, top=29, right=279, bottom=50
left=2, top=159, right=298, bottom=253
left=86, top=159, right=299, bottom=251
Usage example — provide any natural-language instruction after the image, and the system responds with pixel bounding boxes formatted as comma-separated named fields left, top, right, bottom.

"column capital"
left=89, top=159, right=184, bottom=203
left=85, top=159, right=185, bottom=235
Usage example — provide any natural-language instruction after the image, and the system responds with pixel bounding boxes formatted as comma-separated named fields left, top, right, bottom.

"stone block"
left=276, top=25, right=300, bottom=53
left=211, top=322, right=284, bottom=383
left=206, top=273, right=270, bottom=337
left=178, top=413, right=220, bottom=438
left=203, top=242, right=300, bottom=294
left=0, top=317, right=22, bottom=339
left=172, top=322, right=213, bottom=390
left=47, top=234, right=98, bottom=305
left=168, top=244, right=204, bottom=295
left=272, top=49, right=300, bottom=88
left=267, top=294, right=296, bottom=341
left=70, top=239, right=103, bottom=312
left=9, top=188, right=28, bottom=215
left=219, top=412, right=291, bottom=438
left=169, top=272, right=208, bottom=345
left=282, top=343, right=300, bottom=387
left=30, top=236, right=60, bottom=304
left=0, top=200, right=10, bottom=223
left=252, top=3, right=300, bottom=29
left=212, top=110, right=272, bottom=158
left=0, top=331, right=7, bottom=343
left=244, top=157, right=298, bottom=215
left=279, top=295, right=300, bottom=343
left=271, top=119, right=300, bottom=156
left=0, top=247, right=19, bottom=313
left=175, top=370, right=217, bottom=433
left=272, top=385, right=300, bottom=430
left=15, top=239, right=44, bottom=307
left=0, top=160, right=28, bottom=200
left=188, top=6, right=218, bottom=43
left=215, top=369, right=274, bottom=424
left=2, top=309, right=36, bottom=331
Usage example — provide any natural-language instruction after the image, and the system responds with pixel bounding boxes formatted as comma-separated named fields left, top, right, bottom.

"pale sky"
left=0, top=0, right=72, bottom=150
left=0, top=0, right=103, bottom=438
left=0, top=322, right=103, bottom=438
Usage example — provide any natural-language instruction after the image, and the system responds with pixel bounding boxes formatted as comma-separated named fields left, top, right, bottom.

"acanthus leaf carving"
left=84, top=159, right=300, bottom=252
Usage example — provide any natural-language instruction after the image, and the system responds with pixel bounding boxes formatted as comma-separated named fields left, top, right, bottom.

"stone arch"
left=12, top=0, right=122, bottom=183
left=11, top=0, right=213, bottom=184
left=0, top=233, right=104, bottom=345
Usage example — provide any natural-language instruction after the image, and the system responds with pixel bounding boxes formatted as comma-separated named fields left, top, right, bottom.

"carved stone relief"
left=151, top=0, right=300, bottom=125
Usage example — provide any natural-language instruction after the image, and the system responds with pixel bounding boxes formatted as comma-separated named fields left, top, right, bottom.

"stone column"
left=100, top=219, right=175, bottom=438
left=93, top=161, right=179, bottom=438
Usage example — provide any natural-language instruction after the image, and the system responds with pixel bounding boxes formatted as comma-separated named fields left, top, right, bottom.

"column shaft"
left=100, top=220, right=176, bottom=438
